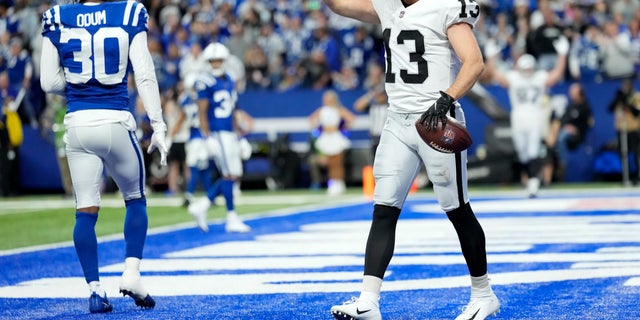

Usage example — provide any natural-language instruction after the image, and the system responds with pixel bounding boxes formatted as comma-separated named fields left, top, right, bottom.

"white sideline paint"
left=1, top=195, right=640, bottom=297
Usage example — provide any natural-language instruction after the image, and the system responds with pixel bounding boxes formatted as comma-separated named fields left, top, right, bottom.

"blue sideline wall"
left=18, top=80, right=632, bottom=191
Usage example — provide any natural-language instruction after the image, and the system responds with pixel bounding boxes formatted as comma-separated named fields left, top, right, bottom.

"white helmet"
left=202, top=42, right=229, bottom=77
left=516, top=54, right=536, bottom=71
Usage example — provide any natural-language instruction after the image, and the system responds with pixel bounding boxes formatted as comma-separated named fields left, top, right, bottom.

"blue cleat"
left=89, top=292, right=113, bottom=313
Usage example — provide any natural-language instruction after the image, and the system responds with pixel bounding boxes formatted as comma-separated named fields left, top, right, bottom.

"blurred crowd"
left=1, top=0, right=639, bottom=126
left=1, top=0, right=640, bottom=196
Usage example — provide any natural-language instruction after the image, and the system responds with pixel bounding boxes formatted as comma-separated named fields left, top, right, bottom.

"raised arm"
left=544, top=36, right=569, bottom=88
left=445, top=23, right=485, bottom=100
left=321, top=0, right=380, bottom=24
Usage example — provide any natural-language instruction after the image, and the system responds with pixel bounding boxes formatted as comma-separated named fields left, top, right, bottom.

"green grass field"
left=0, top=182, right=630, bottom=252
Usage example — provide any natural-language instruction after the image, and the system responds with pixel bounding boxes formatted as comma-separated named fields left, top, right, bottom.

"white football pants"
left=65, top=123, right=146, bottom=208
left=373, top=110, right=470, bottom=212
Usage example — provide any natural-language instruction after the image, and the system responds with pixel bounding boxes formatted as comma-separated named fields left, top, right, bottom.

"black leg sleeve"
left=363, top=204, right=401, bottom=278
left=446, top=202, right=488, bottom=277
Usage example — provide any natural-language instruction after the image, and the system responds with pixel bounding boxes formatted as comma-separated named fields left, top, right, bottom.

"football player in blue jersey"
left=187, top=42, right=251, bottom=233
left=40, top=0, right=167, bottom=313
left=170, top=72, right=214, bottom=208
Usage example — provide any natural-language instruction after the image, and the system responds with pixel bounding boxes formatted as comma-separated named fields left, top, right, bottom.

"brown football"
left=415, top=116, right=473, bottom=153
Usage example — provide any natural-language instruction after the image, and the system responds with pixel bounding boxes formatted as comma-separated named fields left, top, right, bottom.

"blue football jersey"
left=178, top=93, right=202, bottom=140
left=41, top=1, right=149, bottom=113
left=195, top=73, right=236, bottom=133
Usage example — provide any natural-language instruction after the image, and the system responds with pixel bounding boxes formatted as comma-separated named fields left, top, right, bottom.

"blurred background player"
left=486, top=36, right=569, bottom=198
left=40, top=0, right=166, bottom=313
left=353, top=62, right=388, bottom=162
left=187, top=42, right=251, bottom=233
left=169, top=73, right=213, bottom=207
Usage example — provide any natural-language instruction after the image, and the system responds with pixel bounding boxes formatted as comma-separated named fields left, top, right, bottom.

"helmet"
left=202, top=43, right=229, bottom=76
left=516, top=54, right=536, bottom=71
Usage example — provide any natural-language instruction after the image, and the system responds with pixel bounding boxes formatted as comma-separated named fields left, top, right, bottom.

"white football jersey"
left=505, top=70, right=549, bottom=111
left=372, top=0, right=479, bottom=113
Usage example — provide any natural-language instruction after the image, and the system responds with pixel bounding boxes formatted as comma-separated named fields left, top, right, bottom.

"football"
left=415, top=116, right=473, bottom=153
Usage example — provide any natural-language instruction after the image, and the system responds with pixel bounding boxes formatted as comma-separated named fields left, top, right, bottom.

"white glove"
left=148, top=130, right=168, bottom=166
left=553, top=36, right=570, bottom=55
left=239, top=137, right=252, bottom=160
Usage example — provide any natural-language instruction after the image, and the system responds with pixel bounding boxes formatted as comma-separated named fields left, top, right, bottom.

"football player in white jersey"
left=487, top=37, right=568, bottom=198
left=322, top=1, right=499, bottom=319
left=40, top=0, right=166, bottom=313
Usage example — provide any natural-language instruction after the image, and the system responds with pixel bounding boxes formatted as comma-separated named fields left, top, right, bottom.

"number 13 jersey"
left=42, top=1, right=149, bottom=113
left=371, top=0, right=479, bottom=114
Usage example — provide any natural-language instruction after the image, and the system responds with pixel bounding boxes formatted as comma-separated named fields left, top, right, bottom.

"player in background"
left=169, top=73, right=214, bottom=207
left=40, top=0, right=166, bottom=313
left=486, top=36, right=568, bottom=198
left=321, top=0, right=499, bottom=319
left=187, top=42, right=251, bottom=233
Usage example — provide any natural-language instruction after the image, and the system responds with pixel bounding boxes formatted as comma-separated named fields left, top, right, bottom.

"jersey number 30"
left=60, top=27, right=128, bottom=85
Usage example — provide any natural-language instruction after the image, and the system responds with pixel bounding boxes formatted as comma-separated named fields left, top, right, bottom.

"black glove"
left=418, top=91, right=455, bottom=130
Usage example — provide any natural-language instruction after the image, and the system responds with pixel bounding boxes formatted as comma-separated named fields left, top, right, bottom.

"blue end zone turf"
left=1, top=191, right=640, bottom=319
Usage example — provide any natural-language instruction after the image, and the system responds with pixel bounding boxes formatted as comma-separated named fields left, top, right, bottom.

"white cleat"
left=118, top=270, right=155, bottom=309
left=455, top=292, right=500, bottom=320
left=225, top=214, right=251, bottom=233
left=188, top=197, right=210, bottom=232
left=330, top=297, right=382, bottom=320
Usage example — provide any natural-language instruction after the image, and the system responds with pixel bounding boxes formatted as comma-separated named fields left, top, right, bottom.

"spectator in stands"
left=281, top=13, right=310, bottom=66
left=608, top=78, right=640, bottom=184
left=628, top=18, right=640, bottom=78
left=0, top=70, right=20, bottom=197
left=298, top=49, right=332, bottom=90
left=226, top=20, right=251, bottom=61
left=547, top=83, right=594, bottom=181
left=179, top=42, right=207, bottom=80
left=599, top=20, right=635, bottom=80
left=256, top=22, right=286, bottom=64
left=5, top=36, right=36, bottom=128
left=530, top=4, right=565, bottom=71
left=342, top=25, right=375, bottom=83
left=244, top=43, right=271, bottom=90
left=569, top=24, right=602, bottom=82
left=306, top=26, right=342, bottom=73
left=308, top=90, right=355, bottom=195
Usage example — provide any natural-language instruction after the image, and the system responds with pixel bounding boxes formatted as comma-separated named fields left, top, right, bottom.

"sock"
left=359, top=289, right=380, bottom=307
left=221, top=179, right=234, bottom=212
left=124, top=198, right=148, bottom=259
left=200, top=168, right=213, bottom=191
left=88, top=281, right=106, bottom=297
left=206, top=180, right=222, bottom=201
left=74, top=212, right=99, bottom=283
left=470, top=273, right=493, bottom=298
left=186, top=167, right=200, bottom=194
left=361, top=275, right=383, bottom=300
left=124, top=257, right=141, bottom=271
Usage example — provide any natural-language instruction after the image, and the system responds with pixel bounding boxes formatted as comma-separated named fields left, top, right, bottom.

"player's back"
left=42, top=1, right=148, bottom=113
left=196, top=73, right=236, bottom=133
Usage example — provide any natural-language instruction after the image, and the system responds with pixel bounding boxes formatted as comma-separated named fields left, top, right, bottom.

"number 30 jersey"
left=372, top=0, right=479, bottom=114
left=41, top=1, right=149, bottom=113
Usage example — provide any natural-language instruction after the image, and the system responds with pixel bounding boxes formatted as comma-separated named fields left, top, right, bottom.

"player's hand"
left=419, top=91, right=455, bottom=131
left=553, top=36, right=569, bottom=55
left=148, top=130, right=168, bottom=166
